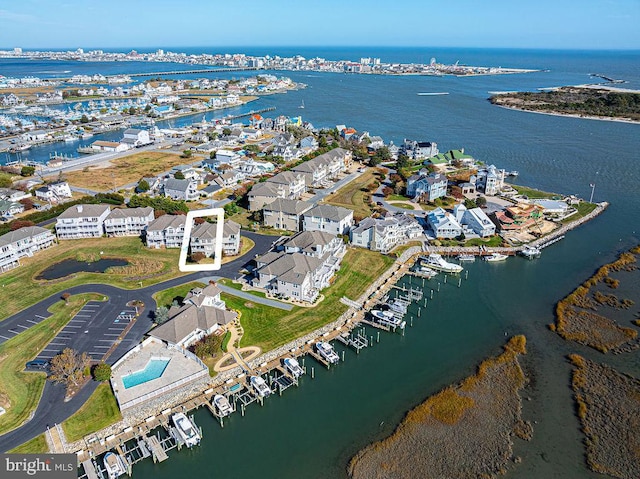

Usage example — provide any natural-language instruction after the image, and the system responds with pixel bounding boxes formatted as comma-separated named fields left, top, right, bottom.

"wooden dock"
left=81, top=460, right=99, bottom=479
left=146, top=435, right=168, bottom=463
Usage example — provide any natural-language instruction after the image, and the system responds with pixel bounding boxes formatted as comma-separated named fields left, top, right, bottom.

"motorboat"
left=250, top=375, right=272, bottom=397
left=457, top=254, right=476, bottom=262
left=315, top=341, right=339, bottom=364
left=507, top=171, right=519, bottom=177
left=283, top=357, right=304, bottom=378
left=519, top=245, right=541, bottom=259
left=370, top=309, right=406, bottom=329
left=483, top=252, right=509, bottom=262
left=171, top=412, right=201, bottom=447
left=387, top=298, right=409, bottom=314
left=421, top=254, right=463, bottom=273
left=212, top=394, right=233, bottom=417
left=103, top=452, right=127, bottom=479
left=8, top=144, right=31, bottom=153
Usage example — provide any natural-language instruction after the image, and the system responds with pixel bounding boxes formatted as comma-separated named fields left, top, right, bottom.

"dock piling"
left=377, top=331, right=380, bottom=343
left=311, top=367, right=315, bottom=379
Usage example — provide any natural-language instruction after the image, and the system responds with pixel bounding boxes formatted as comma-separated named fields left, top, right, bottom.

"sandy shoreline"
left=494, top=104, right=640, bottom=125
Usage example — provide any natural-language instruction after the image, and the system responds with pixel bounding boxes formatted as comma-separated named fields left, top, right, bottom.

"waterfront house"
left=351, top=213, right=423, bottom=253
left=121, top=128, right=151, bottom=148
left=34, top=181, right=72, bottom=203
left=0, top=226, right=56, bottom=273
left=262, top=198, right=313, bottom=232
left=472, top=165, right=504, bottom=196
left=492, top=202, right=544, bottom=232
left=55, top=204, right=111, bottom=239
left=145, top=214, right=186, bottom=249
left=426, top=207, right=463, bottom=239
left=149, top=282, right=237, bottom=348
left=453, top=204, right=496, bottom=237
left=89, top=140, right=129, bottom=153
left=302, top=204, right=354, bottom=235
left=104, top=207, right=154, bottom=237
left=163, top=178, right=199, bottom=201
left=406, top=172, right=448, bottom=201
left=189, top=219, right=241, bottom=257
left=401, top=139, right=439, bottom=159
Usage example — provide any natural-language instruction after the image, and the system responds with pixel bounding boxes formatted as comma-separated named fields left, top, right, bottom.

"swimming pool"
left=122, top=358, right=170, bottom=389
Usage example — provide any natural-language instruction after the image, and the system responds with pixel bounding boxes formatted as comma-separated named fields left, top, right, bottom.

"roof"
left=303, top=204, right=353, bottom=222
left=106, top=207, right=153, bottom=220
left=257, top=252, right=323, bottom=285
left=184, top=283, right=222, bottom=307
left=150, top=304, right=237, bottom=344
left=191, top=219, right=240, bottom=240
left=0, top=226, right=51, bottom=248
left=146, top=214, right=186, bottom=232
left=164, top=178, right=193, bottom=192
left=282, top=230, right=337, bottom=252
left=263, top=198, right=313, bottom=215
left=58, top=204, right=110, bottom=219
left=92, top=140, right=121, bottom=148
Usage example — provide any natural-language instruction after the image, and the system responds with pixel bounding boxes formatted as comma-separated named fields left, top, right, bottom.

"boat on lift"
left=483, top=252, right=509, bottom=262
left=421, top=254, right=463, bottom=273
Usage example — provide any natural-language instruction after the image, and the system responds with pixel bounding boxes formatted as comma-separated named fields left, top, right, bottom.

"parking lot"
left=0, top=311, right=50, bottom=343
left=33, top=300, right=138, bottom=363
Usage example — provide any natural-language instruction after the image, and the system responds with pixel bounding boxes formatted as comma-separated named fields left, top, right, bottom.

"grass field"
left=9, top=434, right=48, bottom=453
left=323, top=169, right=376, bottom=220
left=562, top=202, right=599, bottom=223
left=62, top=383, right=122, bottom=442
left=0, top=236, right=186, bottom=322
left=510, top=184, right=558, bottom=199
left=388, top=202, right=415, bottom=210
left=63, top=151, right=192, bottom=191
left=0, top=293, right=104, bottom=436
left=236, top=248, right=394, bottom=351
left=153, top=281, right=206, bottom=308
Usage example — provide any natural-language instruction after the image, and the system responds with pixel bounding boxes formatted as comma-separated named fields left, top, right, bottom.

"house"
left=163, top=178, right=199, bottom=201
left=104, top=207, right=154, bottom=237
left=248, top=171, right=307, bottom=211
left=0, top=200, right=24, bottom=218
left=145, top=214, right=186, bottom=249
left=351, top=213, right=423, bottom=253
left=34, top=181, right=72, bottom=203
left=262, top=198, right=313, bottom=231
left=189, top=219, right=241, bottom=257
left=214, top=149, right=242, bottom=168
left=453, top=204, right=496, bottom=237
left=402, top=139, right=439, bottom=159
left=473, top=165, right=504, bottom=196
left=292, top=160, right=328, bottom=188
left=0, top=226, right=56, bottom=273
left=217, top=170, right=244, bottom=188
left=55, top=204, right=111, bottom=239
left=149, top=282, right=237, bottom=348
left=302, top=204, right=354, bottom=235
left=299, top=136, right=318, bottom=151
left=426, top=207, right=463, bottom=239
left=406, top=173, right=448, bottom=201
left=0, top=188, right=31, bottom=202
left=252, top=232, right=344, bottom=303
left=21, top=130, right=50, bottom=142
left=532, top=199, right=570, bottom=217
left=492, top=202, right=544, bottom=232
left=121, top=128, right=151, bottom=148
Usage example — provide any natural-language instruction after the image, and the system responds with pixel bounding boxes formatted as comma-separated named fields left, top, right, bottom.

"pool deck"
left=111, top=339, right=207, bottom=409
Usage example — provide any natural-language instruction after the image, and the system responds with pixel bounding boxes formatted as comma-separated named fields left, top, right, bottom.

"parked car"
left=25, top=359, right=49, bottom=371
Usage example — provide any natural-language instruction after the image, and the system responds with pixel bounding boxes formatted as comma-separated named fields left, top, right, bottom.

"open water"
left=2, top=47, right=640, bottom=477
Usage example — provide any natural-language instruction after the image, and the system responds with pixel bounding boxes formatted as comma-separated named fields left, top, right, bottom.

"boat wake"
left=417, top=92, right=449, bottom=96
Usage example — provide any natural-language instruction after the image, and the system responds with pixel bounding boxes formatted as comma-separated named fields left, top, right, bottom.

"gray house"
left=145, top=214, right=186, bottom=249
left=190, top=219, right=241, bottom=257
left=55, top=204, right=111, bottom=239
left=302, top=204, right=354, bottom=235
left=104, top=207, right=155, bottom=237
left=163, top=178, right=199, bottom=201
left=262, top=198, right=313, bottom=232
left=0, top=226, right=56, bottom=273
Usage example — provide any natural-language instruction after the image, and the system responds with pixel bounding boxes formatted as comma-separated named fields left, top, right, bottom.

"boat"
left=212, top=394, right=233, bottom=417
left=418, top=266, right=438, bottom=278
left=507, top=171, right=519, bottom=177
left=103, top=452, right=127, bottom=479
left=81, top=132, right=93, bottom=139
left=8, top=144, right=31, bottom=153
left=417, top=92, right=449, bottom=96
left=283, top=357, right=304, bottom=378
left=421, top=254, right=463, bottom=273
left=171, top=412, right=201, bottom=447
left=370, top=309, right=406, bottom=329
left=457, top=254, right=476, bottom=262
left=315, top=341, right=339, bottom=364
left=519, top=245, right=541, bottom=259
left=483, top=252, right=509, bottom=262
left=250, top=375, right=271, bottom=397
left=387, top=298, right=409, bottom=314
left=299, top=100, right=305, bottom=109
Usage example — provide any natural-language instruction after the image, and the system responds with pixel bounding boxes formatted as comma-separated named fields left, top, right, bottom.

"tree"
left=0, top=172, right=13, bottom=188
left=181, top=150, right=192, bottom=159
left=190, top=251, right=206, bottom=263
left=396, top=154, right=411, bottom=170
left=10, top=219, right=35, bottom=230
left=19, top=198, right=34, bottom=211
left=223, top=202, right=239, bottom=217
left=154, top=306, right=169, bottom=325
left=476, top=196, right=487, bottom=208
left=80, top=114, right=89, bottom=124
left=382, top=186, right=393, bottom=197
left=136, top=179, right=150, bottom=192
left=61, top=292, right=71, bottom=303
left=128, top=106, right=136, bottom=115
left=20, top=166, right=35, bottom=177
left=373, top=146, right=391, bottom=163
left=174, top=171, right=185, bottom=180
left=222, top=127, right=232, bottom=136
left=49, top=348, right=91, bottom=390
left=464, top=198, right=478, bottom=209
left=207, top=131, right=219, bottom=141
left=92, top=362, right=112, bottom=381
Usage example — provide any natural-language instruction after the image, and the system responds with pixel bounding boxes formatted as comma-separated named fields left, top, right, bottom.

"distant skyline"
left=0, top=0, right=639, bottom=51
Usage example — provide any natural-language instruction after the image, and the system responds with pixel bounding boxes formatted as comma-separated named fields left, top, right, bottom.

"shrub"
left=92, top=363, right=112, bottom=381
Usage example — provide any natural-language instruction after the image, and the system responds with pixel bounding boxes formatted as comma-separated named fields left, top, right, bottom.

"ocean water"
left=2, top=48, right=640, bottom=477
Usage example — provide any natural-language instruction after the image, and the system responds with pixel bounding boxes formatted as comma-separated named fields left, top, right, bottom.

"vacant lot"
left=63, top=151, right=191, bottom=191
left=323, top=169, right=377, bottom=220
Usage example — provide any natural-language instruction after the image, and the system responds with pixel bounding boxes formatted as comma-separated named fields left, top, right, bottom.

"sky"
left=0, top=0, right=639, bottom=51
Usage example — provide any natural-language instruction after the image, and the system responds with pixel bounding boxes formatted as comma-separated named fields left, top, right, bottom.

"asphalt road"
left=0, top=230, right=274, bottom=452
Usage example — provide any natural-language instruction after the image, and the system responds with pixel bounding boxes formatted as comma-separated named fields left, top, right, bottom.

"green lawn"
left=323, top=169, right=376, bottom=220
left=388, top=202, right=416, bottom=210
left=0, top=293, right=104, bottom=436
left=387, top=194, right=412, bottom=201
left=511, top=184, right=557, bottom=199
left=9, top=434, right=48, bottom=453
left=465, top=236, right=504, bottom=247
left=236, top=248, right=394, bottom=351
left=0, top=236, right=187, bottom=322
left=153, top=281, right=206, bottom=308
left=561, top=202, right=598, bottom=223
left=218, top=278, right=269, bottom=299
left=62, top=383, right=122, bottom=442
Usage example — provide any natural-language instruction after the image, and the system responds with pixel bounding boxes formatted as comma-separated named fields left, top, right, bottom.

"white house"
left=190, top=220, right=241, bottom=257
left=104, top=207, right=155, bottom=237
left=0, top=226, right=56, bottom=273
left=426, top=207, right=463, bottom=239
left=55, top=204, right=111, bottom=239
left=302, top=204, right=354, bottom=235
left=453, top=204, right=495, bottom=237
left=406, top=173, right=448, bottom=201
left=351, top=213, right=423, bottom=253
left=121, top=128, right=152, bottom=148
left=145, top=214, right=186, bottom=249
left=34, top=181, right=72, bottom=203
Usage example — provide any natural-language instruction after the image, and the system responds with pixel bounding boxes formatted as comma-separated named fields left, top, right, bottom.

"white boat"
left=418, top=266, right=438, bottom=278
left=103, top=452, right=127, bottom=479
left=417, top=92, right=449, bottom=96
left=212, top=394, right=233, bottom=417
left=457, top=254, right=476, bottom=262
left=299, top=100, right=305, bottom=109
left=8, top=144, right=31, bottom=153
left=371, top=310, right=406, bottom=329
left=483, top=253, right=509, bottom=262
left=388, top=298, right=409, bottom=314
left=421, top=254, right=463, bottom=273
left=316, top=341, right=339, bottom=364
left=171, top=412, right=200, bottom=447
left=250, top=375, right=272, bottom=397
left=507, top=171, right=519, bottom=177
left=283, top=357, right=304, bottom=378
left=81, top=132, right=94, bottom=139
left=519, top=245, right=541, bottom=259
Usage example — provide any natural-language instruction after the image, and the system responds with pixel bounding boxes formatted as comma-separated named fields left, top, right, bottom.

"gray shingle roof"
left=106, top=207, right=153, bottom=220
left=58, top=204, right=110, bottom=219
left=303, top=204, right=353, bottom=222
left=262, top=198, right=312, bottom=215
left=0, top=226, right=51, bottom=248
left=146, top=214, right=186, bottom=232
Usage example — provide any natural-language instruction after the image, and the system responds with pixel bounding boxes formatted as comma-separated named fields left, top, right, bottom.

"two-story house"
left=189, top=219, right=241, bottom=257
left=426, top=207, right=463, bottom=239
left=0, top=226, right=56, bottom=273
left=248, top=171, right=307, bottom=211
left=453, top=204, right=496, bottom=237
left=406, top=172, right=448, bottom=201
left=302, top=204, right=354, bottom=235
left=34, top=181, right=72, bottom=203
left=104, top=207, right=155, bottom=237
left=145, top=214, right=186, bottom=249
left=351, top=213, right=423, bottom=253
left=262, top=198, right=313, bottom=232
left=163, top=178, right=199, bottom=201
